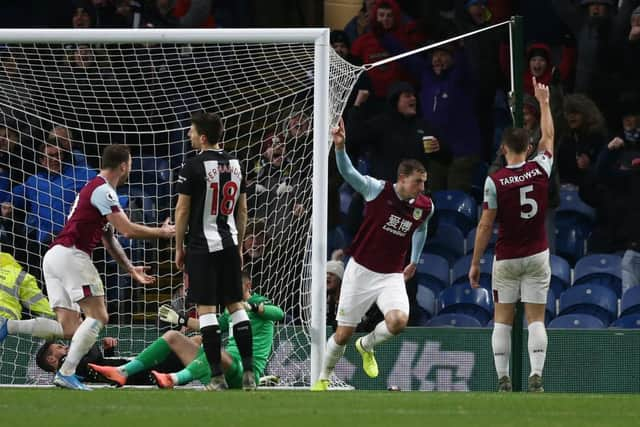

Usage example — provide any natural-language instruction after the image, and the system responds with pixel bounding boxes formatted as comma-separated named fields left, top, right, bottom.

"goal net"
left=0, top=29, right=362, bottom=386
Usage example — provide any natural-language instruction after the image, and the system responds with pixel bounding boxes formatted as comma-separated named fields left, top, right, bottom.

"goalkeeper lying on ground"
left=88, top=272, right=284, bottom=389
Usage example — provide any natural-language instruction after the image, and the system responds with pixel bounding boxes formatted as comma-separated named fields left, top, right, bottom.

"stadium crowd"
left=0, top=0, right=639, bottom=332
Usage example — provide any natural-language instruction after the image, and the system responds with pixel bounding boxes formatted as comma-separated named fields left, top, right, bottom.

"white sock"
left=360, top=321, right=393, bottom=352
left=492, top=322, right=512, bottom=379
left=528, top=321, right=547, bottom=377
left=7, top=318, right=64, bottom=339
left=59, top=317, right=103, bottom=376
left=319, top=335, right=345, bottom=381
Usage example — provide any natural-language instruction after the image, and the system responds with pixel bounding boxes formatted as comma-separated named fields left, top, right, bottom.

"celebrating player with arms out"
left=43, top=144, right=175, bottom=390
left=312, top=119, right=434, bottom=391
left=174, top=111, right=254, bottom=391
left=469, top=77, right=554, bottom=393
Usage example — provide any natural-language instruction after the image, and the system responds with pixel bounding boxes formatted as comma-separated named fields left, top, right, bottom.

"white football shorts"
left=43, top=244, right=104, bottom=312
left=492, top=249, right=550, bottom=304
left=336, top=258, right=409, bottom=327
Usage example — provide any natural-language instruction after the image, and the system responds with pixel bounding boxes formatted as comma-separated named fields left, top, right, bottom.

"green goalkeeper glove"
left=159, top=304, right=188, bottom=327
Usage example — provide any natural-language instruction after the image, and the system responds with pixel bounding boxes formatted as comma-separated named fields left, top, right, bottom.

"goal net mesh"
left=0, top=38, right=361, bottom=386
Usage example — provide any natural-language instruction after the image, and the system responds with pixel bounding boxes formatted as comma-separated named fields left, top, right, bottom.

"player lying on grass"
left=35, top=336, right=197, bottom=386
left=88, top=271, right=284, bottom=389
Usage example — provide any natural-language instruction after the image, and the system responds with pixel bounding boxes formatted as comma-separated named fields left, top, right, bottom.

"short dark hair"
left=501, top=128, right=530, bottom=154
left=35, top=341, right=56, bottom=373
left=191, top=111, right=223, bottom=145
left=397, top=159, right=426, bottom=178
left=101, top=144, right=131, bottom=170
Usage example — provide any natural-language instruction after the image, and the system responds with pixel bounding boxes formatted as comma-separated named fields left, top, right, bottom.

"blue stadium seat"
left=415, top=253, right=450, bottom=296
left=423, top=223, right=465, bottom=266
left=426, top=313, right=482, bottom=327
left=558, top=284, right=617, bottom=326
left=415, top=285, right=437, bottom=325
left=466, top=226, right=498, bottom=255
left=130, top=156, right=172, bottom=212
left=556, top=188, right=596, bottom=224
left=611, top=313, right=640, bottom=329
left=550, top=254, right=571, bottom=299
left=620, top=285, right=640, bottom=317
left=555, top=223, right=589, bottom=266
left=548, top=313, right=605, bottom=329
left=451, top=253, right=493, bottom=290
left=432, top=190, right=478, bottom=235
left=573, top=254, right=622, bottom=297
left=438, top=285, right=493, bottom=325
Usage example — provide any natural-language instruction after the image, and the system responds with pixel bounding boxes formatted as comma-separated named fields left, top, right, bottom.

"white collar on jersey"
left=506, top=161, right=526, bottom=169
left=198, top=148, right=224, bottom=154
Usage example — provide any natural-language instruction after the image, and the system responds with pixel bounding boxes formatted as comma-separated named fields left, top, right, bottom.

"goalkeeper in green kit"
left=89, top=272, right=284, bottom=389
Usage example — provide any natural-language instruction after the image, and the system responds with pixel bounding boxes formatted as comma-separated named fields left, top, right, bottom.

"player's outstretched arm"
left=332, top=118, right=383, bottom=201
left=533, top=76, right=554, bottom=155
left=107, top=211, right=175, bottom=240
left=102, top=225, right=155, bottom=285
left=235, top=192, right=248, bottom=259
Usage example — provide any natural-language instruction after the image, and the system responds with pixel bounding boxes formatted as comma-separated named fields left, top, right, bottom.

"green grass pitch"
left=1, top=388, right=639, bottom=427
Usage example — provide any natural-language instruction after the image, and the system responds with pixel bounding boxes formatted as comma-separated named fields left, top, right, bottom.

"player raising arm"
left=43, top=144, right=174, bottom=390
left=469, top=77, right=553, bottom=393
left=312, top=119, right=434, bottom=391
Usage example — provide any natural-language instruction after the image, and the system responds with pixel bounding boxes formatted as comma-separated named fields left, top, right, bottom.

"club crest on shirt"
left=106, top=190, right=117, bottom=202
left=413, top=208, right=423, bottom=220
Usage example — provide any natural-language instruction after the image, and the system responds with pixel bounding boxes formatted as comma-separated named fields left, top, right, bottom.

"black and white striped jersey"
left=176, top=149, right=245, bottom=253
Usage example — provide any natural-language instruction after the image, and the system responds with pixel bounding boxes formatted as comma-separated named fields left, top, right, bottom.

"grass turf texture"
left=1, top=389, right=639, bottom=427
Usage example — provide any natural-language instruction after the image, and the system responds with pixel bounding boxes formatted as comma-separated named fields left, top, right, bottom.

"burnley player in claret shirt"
left=468, top=77, right=554, bottom=393
left=42, top=144, right=175, bottom=390
left=312, top=119, right=434, bottom=391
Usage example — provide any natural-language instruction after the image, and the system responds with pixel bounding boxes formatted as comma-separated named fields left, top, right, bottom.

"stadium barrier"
left=2, top=326, right=639, bottom=392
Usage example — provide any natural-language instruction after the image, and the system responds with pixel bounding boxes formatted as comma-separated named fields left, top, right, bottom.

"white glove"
left=159, top=304, right=187, bottom=326
left=276, top=182, right=293, bottom=196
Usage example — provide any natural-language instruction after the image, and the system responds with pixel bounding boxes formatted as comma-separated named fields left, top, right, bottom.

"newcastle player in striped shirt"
left=174, top=111, right=254, bottom=391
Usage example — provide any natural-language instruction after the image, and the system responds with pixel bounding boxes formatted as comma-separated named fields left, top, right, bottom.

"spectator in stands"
left=523, top=42, right=575, bottom=96
left=10, top=142, right=96, bottom=253
left=557, top=94, right=607, bottom=188
left=611, top=3, right=640, bottom=97
left=351, top=0, right=423, bottom=101
left=0, top=124, right=36, bottom=197
left=330, top=30, right=373, bottom=120
left=552, top=0, right=633, bottom=124
left=596, top=115, right=640, bottom=292
left=326, top=260, right=344, bottom=332
left=0, top=203, right=28, bottom=267
left=242, top=218, right=267, bottom=291
left=71, top=1, right=94, bottom=28
left=346, top=81, right=445, bottom=183
left=48, top=126, right=88, bottom=168
left=144, top=0, right=213, bottom=28
left=455, top=0, right=507, bottom=161
left=380, top=36, right=481, bottom=192
left=344, top=0, right=376, bottom=44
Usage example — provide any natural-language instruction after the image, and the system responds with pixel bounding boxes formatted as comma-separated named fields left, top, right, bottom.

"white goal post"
left=0, top=28, right=361, bottom=387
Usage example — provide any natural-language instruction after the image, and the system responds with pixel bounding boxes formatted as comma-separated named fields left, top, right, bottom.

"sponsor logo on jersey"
left=382, top=214, right=412, bottom=237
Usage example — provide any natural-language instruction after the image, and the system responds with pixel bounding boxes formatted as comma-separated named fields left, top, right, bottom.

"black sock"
left=232, top=320, right=253, bottom=371
left=201, top=324, right=223, bottom=377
